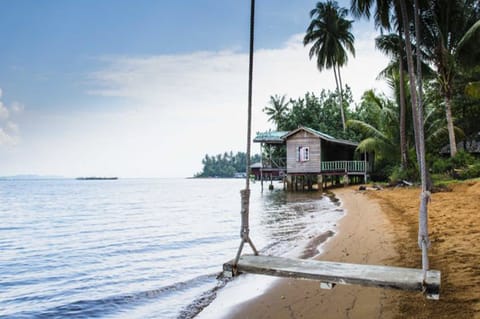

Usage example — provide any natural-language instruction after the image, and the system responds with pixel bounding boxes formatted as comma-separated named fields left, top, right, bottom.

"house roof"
left=250, top=162, right=263, bottom=168
left=253, top=127, right=358, bottom=147
left=440, top=136, right=480, bottom=154
left=253, top=131, right=289, bottom=144
left=283, top=126, right=359, bottom=147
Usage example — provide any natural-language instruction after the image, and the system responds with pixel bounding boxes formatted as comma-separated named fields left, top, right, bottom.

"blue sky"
left=0, top=0, right=388, bottom=177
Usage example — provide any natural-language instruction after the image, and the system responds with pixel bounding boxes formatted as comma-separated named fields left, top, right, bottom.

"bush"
left=431, top=151, right=476, bottom=175
left=451, top=151, right=475, bottom=168
left=431, top=157, right=453, bottom=174
left=458, top=163, right=480, bottom=180
left=389, top=165, right=419, bottom=184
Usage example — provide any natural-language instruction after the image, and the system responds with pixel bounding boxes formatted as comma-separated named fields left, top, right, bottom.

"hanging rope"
left=234, top=0, right=258, bottom=268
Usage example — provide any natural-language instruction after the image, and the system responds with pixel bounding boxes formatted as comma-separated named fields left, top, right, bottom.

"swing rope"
left=234, top=0, right=258, bottom=267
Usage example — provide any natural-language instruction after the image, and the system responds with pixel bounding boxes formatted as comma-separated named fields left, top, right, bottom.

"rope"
left=234, top=0, right=258, bottom=267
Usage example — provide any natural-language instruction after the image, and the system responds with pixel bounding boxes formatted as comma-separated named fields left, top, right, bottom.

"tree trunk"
left=333, top=65, right=346, bottom=131
left=414, top=0, right=433, bottom=191
left=399, top=0, right=430, bottom=271
left=398, top=29, right=408, bottom=170
left=445, top=92, right=457, bottom=156
left=337, top=64, right=346, bottom=132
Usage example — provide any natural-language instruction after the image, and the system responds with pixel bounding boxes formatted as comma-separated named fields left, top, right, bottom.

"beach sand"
left=224, top=180, right=480, bottom=319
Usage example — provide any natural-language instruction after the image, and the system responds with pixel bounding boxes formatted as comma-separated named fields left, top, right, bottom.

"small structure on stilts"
left=254, top=126, right=372, bottom=191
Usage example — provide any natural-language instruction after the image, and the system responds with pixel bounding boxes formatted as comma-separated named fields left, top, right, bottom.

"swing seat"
left=223, top=254, right=441, bottom=300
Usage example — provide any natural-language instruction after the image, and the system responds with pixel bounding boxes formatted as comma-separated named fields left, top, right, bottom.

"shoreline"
left=218, top=187, right=401, bottom=319
left=213, top=181, right=480, bottom=318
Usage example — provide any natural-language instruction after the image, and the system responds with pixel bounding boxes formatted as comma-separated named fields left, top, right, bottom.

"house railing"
left=321, top=161, right=367, bottom=173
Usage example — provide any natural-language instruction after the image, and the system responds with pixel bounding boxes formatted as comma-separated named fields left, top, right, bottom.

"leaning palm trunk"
left=399, top=0, right=430, bottom=275
left=337, top=65, right=346, bottom=132
left=444, top=91, right=457, bottom=156
left=398, top=29, right=408, bottom=169
left=333, top=65, right=346, bottom=131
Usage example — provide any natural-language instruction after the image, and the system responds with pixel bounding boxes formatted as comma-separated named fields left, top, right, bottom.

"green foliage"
left=262, top=95, right=289, bottom=130
left=265, top=87, right=358, bottom=141
left=347, top=90, right=401, bottom=175
left=195, top=152, right=261, bottom=178
left=431, top=157, right=454, bottom=174
left=451, top=150, right=476, bottom=168
left=431, top=151, right=477, bottom=179
left=303, top=1, right=355, bottom=71
left=389, top=165, right=419, bottom=184
left=458, top=163, right=480, bottom=180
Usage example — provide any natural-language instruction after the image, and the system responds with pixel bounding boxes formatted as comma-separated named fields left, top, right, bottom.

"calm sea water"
left=0, top=178, right=342, bottom=318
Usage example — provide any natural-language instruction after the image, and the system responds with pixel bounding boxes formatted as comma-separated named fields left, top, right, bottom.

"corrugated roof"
left=253, top=131, right=289, bottom=143
left=253, top=127, right=358, bottom=147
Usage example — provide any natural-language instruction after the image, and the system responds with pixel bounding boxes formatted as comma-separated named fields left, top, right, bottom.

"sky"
left=0, top=0, right=389, bottom=178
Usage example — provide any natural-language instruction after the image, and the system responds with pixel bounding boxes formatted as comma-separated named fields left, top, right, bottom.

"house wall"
left=286, top=130, right=321, bottom=173
left=321, top=141, right=356, bottom=161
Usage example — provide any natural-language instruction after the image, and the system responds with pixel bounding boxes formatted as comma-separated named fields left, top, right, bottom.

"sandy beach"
left=224, top=180, right=480, bottom=319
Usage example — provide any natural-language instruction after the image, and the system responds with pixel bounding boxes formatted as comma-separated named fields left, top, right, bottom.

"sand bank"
left=224, top=187, right=402, bottom=319
left=368, top=181, right=480, bottom=318
left=224, top=180, right=480, bottom=319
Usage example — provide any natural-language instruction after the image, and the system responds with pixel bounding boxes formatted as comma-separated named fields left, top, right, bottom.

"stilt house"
left=254, top=126, right=371, bottom=190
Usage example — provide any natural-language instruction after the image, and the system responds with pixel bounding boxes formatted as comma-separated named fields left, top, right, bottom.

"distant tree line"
left=195, top=152, right=261, bottom=178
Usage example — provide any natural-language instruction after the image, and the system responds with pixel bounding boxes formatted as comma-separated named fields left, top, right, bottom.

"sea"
left=0, top=178, right=344, bottom=318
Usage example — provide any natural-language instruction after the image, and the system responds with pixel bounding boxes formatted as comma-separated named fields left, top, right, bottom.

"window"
left=296, top=146, right=310, bottom=162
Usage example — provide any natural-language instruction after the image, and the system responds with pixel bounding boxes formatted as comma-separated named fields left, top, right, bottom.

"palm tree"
left=457, top=19, right=480, bottom=99
left=350, top=0, right=417, bottom=171
left=304, top=0, right=355, bottom=131
left=347, top=90, right=400, bottom=165
left=375, top=33, right=409, bottom=169
left=262, top=94, right=290, bottom=130
left=420, top=0, right=480, bottom=157
left=351, top=0, right=432, bottom=264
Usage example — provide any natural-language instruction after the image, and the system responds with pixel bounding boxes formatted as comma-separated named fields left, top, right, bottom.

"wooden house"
left=254, top=126, right=371, bottom=191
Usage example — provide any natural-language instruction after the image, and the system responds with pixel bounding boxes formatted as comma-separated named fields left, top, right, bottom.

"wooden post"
left=317, top=174, right=323, bottom=191
left=364, top=151, right=367, bottom=184
left=260, top=142, right=264, bottom=192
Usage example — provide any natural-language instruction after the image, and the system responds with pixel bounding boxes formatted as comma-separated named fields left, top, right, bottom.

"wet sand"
left=224, top=180, right=480, bottom=319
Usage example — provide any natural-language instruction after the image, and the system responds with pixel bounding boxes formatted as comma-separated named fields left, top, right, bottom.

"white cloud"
left=0, top=33, right=390, bottom=177
left=11, top=101, right=25, bottom=114
left=0, top=101, right=9, bottom=120
left=78, top=32, right=389, bottom=177
left=0, top=89, right=22, bottom=146
left=90, top=32, right=388, bottom=110
left=0, top=128, right=17, bottom=146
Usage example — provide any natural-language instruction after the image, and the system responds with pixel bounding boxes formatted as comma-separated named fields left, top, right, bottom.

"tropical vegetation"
left=262, top=0, right=480, bottom=183
left=195, top=152, right=261, bottom=178
left=304, top=0, right=355, bottom=131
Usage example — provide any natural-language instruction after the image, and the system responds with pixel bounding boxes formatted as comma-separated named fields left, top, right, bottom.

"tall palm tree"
left=458, top=19, right=480, bottom=99
left=262, top=94, right=290, bottom=130
left=420, top=0, right=480, bottom=157
left=304, top=0, right=355, bottom=131
left=350, top=0, right=416, bottom=171
left=375, top=33, right=409, bottom=169
left=351, top=0, right=432, bottom=267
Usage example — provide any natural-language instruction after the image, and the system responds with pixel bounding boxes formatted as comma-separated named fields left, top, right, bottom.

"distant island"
left=76, top=177, right=119, bottom=180
left=195, top=151, right=260, bottom=178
